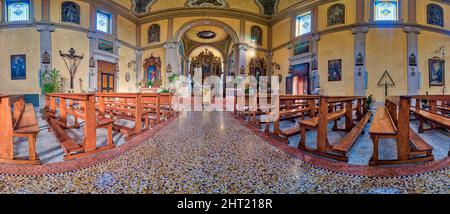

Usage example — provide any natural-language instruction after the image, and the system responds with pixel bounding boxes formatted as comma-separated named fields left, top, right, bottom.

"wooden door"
left=286, top=76, right=293, bottom=94
left=98, top=61, right=116, bottom=93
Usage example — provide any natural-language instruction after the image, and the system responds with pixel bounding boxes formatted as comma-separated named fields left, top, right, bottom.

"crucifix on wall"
left=60, top=48, right=84, bottom=90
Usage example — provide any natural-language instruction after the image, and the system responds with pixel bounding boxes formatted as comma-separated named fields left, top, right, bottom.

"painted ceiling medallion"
left=186, top=0, right=228, bottom=8
left=131, top=0, right=156, bottom=15
left=197, top=31, right=217, bottom=39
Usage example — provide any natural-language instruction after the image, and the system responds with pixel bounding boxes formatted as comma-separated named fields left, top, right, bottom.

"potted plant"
left=41, top=68, right=62, bottom=95
left=168, top=73, right=180, bottom=83
left=366, top=94, right=375, bottom=110
left=147, top=80, right=154, bottom=88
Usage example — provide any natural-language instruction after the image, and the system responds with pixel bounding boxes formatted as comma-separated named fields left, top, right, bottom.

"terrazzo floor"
left=0, top=111, right=449, bottom=194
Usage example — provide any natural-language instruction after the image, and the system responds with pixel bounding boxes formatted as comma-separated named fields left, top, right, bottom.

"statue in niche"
left=131, top=0, right=156, bottom=14
left=148, top=24, right=160, bottom=43
left=256, top=0, right=277, bottom=16
left=187, top=0, right=227, bottom=8
left=251, top=26, right=263, bottom=46
left=328, top=4, right=345, bottom=27
left=427, top=4, right=444, bottom=27
left=61, top=2, right=80, bottom=24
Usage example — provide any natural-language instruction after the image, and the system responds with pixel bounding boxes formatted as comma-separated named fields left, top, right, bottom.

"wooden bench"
left=298, top=96, right=370, bottom=162
left=45, top=93, right=114, bottom=160
left=369, top=96, right=434, bottom=166
left=0, top=96, right=40, bottom=164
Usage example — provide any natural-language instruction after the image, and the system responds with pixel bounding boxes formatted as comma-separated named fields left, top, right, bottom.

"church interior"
left=0, top=0, right=448, bottom=194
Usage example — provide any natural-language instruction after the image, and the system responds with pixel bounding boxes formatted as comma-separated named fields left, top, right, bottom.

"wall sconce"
left=355, top=52, right=364, bottom=66
left=240, top=65, right=246, bottom=74
left=42, top=51, right=51, bottom=65
left=409, top=53, right=417, bottom=66
left=89, top=57, right=96, bottom=68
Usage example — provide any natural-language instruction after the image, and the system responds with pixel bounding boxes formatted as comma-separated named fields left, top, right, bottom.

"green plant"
left=158, top=88, right=171, bottom=93
left=168, top=73, right=180, bottom=82
left=147, top=81, right=154, bottom=88
left=366, top=94, right=375, bottom=110
left=41, top=68, right=62, bottom=95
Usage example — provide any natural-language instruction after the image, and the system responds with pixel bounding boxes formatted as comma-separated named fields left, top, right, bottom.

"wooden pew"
left=96, top=93, right=150, bottom=140
left=298, top=96, right=371, bottom=161
left=369, top=96, right=434, bottom=166
left=0, top=96, right=40, bottom=165
left=141, top=93, right=161, bottom=127
left=159, top=93, right=174, bottom=120
left=44, top=93, right=114, bottom=160
left=411, top=95, right=450, bottom=133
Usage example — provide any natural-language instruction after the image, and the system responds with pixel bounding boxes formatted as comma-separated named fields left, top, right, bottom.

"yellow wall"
left=141, top=19, right=168, bottom=46
left=317, top=0, right=356, bottom=31
left=118, top=15, right=136, bottom=46
left=50, top=0, right=91, bottom=29
left=0, top=28, right=40, bottom=94
left=118, top=46, right=137, bottom=92
left=418, top=31, right=450, bottom=95
left=52, top=29, right=90, bottom=93
left=318, top=30, right=354, bottom=96
left=279, top=0, right=299, bottom=12
left=366, top=29, right=407, bottom=100
left=272, top=17, right=291, bottom=48
left=273, top=47, right=290, bottom=94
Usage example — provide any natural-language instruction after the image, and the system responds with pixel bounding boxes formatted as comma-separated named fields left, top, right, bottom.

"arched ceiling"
left=110, top=0, right=292, bottom=17
left=183, top=26, right=230, bottom=44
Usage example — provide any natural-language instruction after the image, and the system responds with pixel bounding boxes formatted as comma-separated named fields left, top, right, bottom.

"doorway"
left=98, top=61, right=116, bottom=93
left=286, top=63, right=310, bottom=95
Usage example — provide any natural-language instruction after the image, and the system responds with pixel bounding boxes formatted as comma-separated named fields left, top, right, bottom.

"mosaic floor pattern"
left=0, top=111, right=448, bottom=194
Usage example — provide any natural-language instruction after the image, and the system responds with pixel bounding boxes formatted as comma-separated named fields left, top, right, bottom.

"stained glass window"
left=6, top=0, right=30, bottom=22
left=374, top=0, right=398, bottom=21
left=296, top=11, right=312, bottom=36
left=96, top=11, right=111, bottom=34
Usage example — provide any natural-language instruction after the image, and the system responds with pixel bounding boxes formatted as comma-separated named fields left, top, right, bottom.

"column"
left=311, top=34, right=320, bottom=93
left=37, top=24, right=55, bottom=107
left=136, top=49, right=143, bottom=91
left=234, top=44, right=247, bottom=76
left=164, top=41, right=179, bottom=87
left=404, top=26, right=421, bottom=95
left=352, top=26, right=369, bottom=96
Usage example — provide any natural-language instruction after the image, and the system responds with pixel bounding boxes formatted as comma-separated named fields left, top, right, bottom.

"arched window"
left=328, top=4, right=345, bottom=27
left=96, top=10, right=112, bottom=34
left=61, top=2, right=80, bottom=24
left=148, top=24, right=160, bottom=43
left=374, top=0, right=398, bottom=21
left=427, top=4, right=444, bottom=27
left=251, top=26, right=263, bottom=46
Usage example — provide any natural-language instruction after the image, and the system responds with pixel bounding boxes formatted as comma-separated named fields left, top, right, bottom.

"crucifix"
left=60, top=48, right=84, bottom=90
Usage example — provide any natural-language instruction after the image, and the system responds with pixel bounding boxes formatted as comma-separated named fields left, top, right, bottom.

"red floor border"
left=230, top=112, right=450, bottom=177
left=0, top=114, right=180, bottom=176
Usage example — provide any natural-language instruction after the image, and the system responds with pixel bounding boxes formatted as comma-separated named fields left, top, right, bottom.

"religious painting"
left=148, top=24, right=160, bottom=43
left=328, top=59, right=342, bottom=81
left=143, top=54, right=162, bottom=87
left=131, top=0, right=156, bottom=14
left=249, top=57, right=267, bottom=79
left=187, top=0, right=228, bottom=8
left=294, top=41, right=310, bottom=55
left=61, top=2, right=80, bottom=24
left=98, top=39, right=114, bottom=53
left=251, top=26, right=263, bottom=46
left=328, top=4, right=345, bottom=27
left=427, top=4, right=444, bottom=27
left=256, top=0, right=278, bottom=16
left=429, top=58, right=445, bottom=87
left=11, top=55, right=26, bottom=80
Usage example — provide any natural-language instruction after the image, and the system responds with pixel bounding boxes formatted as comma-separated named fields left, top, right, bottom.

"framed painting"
left=11, top=55, right=26, bottom=80
left=98, top=39, right=114, bottom=53
left=294, top=41, right=310, bottom=55
left=429, top=58, right=445, bottom=87
left=328, top=59, right=342, bottom=81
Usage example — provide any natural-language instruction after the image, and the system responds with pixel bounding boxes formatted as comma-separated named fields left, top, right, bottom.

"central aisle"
left=0, top=111, right=448, bottom=193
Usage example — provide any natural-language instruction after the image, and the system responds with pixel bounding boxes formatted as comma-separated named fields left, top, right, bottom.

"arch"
left=327, top=3, right=345, bottom=27
left=148, top=24, right=161, bottom=43
left=173, top=19, right=239, bottom=44
left=61, top=1, right=80, bottom=24
left=427, top=3, right=444, bottom=27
